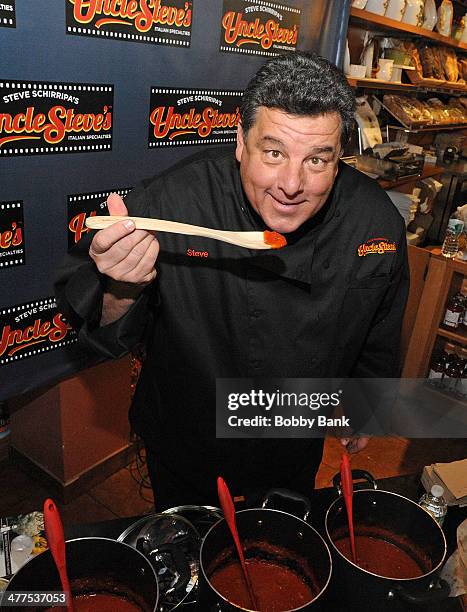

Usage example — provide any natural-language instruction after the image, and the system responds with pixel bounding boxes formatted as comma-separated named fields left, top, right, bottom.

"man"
left=55, top=52, right=409, bottom=509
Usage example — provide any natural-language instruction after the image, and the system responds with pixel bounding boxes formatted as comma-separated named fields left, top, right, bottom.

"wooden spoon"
left=86, top=215, right=287, bottom=250
left=43, top=499, right=74, bottom=612
left=217, top=477, right=258, bottom=611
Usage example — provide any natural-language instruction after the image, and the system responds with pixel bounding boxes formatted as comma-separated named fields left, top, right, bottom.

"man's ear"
left=235, top=122, right=245, bottom=163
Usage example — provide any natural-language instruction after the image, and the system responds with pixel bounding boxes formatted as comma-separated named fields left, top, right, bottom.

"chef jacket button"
left=323, top=260, right=330, bottom=269
left=335, top=210, right=341, bottom=218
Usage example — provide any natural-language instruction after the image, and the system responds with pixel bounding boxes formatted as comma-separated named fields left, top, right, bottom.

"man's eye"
left=265, top=150, right=283, bottom=160
left=310, top=157, right=325, bottom=166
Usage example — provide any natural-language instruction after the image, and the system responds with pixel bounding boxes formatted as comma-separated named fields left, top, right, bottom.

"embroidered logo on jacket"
left=186, top=248, right=208, bottom=258
left=357, top=237, right=397, bottom=257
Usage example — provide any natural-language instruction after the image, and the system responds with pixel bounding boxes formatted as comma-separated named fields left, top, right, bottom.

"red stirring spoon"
left=217, top=477, right=258, bottom=611
left=43, top=498, right=74, bottom=612
left=340, top=453, right=357, bottom=564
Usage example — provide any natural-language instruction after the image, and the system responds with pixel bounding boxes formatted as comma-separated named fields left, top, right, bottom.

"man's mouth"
left=269, top=193, right=305, bottom=209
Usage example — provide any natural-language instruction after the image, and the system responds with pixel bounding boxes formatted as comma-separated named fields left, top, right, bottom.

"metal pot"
left=325, top=471, right=449, bottom=611
left=198, top=489, right=332, bottom=611
left=5, top=537, right=159, bottom=611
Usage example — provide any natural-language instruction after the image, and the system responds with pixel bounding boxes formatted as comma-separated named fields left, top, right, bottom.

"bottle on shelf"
left=457, top=347, right=467, bottom=399
left=443, top=287, right=465, bottom=329
left=418, top=485, right=448, bottom=527
left=444, top=346, right=463, bottom=395
left=428, top=342, right=455, bottom=382
left=441, top=218, right=465, bottom=259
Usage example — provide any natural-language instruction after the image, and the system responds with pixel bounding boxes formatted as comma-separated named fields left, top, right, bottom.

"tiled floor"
left=1, top=436, right=466, bottom=524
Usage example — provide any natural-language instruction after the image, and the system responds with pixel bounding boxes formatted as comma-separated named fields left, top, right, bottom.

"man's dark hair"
left=241, top=51, right=356, bottom=148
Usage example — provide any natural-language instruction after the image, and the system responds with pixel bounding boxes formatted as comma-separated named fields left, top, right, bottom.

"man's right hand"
left=89, top=192, right=159, bottom=290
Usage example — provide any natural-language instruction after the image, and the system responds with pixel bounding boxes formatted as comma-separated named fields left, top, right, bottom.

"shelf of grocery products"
left=350, top=8, right=467, bottom=51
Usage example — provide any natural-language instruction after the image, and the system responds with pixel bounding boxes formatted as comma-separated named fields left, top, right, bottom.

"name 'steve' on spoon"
left=86, top=216, right=287, bottom=250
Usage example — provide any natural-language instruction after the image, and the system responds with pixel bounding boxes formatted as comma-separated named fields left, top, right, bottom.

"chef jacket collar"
left=235, top=161, right=342, bottom=285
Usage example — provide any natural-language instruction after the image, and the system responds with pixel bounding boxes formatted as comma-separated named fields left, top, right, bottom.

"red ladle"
left=43, top=498, right=74, bottom=612
left=340, top=453, right=357, bottom=564
left=217, top=477, right=258, bottom=611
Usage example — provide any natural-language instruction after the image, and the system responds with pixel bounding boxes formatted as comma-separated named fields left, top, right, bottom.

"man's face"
left=236, top=107, right=342, bottom=234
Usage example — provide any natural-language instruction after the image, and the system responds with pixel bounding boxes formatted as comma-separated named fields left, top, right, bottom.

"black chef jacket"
left=55, top=147, right=409, bottom=501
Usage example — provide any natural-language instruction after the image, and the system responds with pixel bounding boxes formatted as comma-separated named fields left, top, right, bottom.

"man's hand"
left=90, top=193, right=159, bottom=326
left=89, top=192, right=159, bottom=289
left=339, top=436, right=370, bottom=454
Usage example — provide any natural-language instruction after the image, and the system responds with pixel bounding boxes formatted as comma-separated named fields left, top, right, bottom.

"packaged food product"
left=436, top=0, right=454, bottom=37
left=438, top=47, right=459, bottom=82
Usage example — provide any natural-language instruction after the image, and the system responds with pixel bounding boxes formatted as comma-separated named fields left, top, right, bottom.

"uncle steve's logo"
left=0, top=81, right=113, bottom=157
left=358, top=237, right=397, bottom=257
left=220, top=0, right=301, bottom=56
left=67, top=188, right=131, bottom=249
left=66, top=0, right=193, bottom=46
left=0, top=299, right=77, bottom=365
left=148, top=88, right=242, bottom=147
left=0, top=201, right=25, bottom=267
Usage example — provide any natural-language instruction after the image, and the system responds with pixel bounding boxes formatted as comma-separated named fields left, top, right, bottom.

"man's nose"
left=277, top=161, right=303, bottom=197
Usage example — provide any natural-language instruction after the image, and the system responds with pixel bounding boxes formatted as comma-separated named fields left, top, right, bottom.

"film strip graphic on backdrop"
left=148, top=88, right=242, bottom=147
left=220, top=0, right=301, bottom=57
left=68, top=187, right=132, bottom=249
left=0, top=201, right=24, bottom=268
left=0, top=298, right=77, bottom=367
left=0, top=80, right=113, bottom=157
left=0, top=0, right=15, bottom=28
left=66, top=0, right=193, bottom=47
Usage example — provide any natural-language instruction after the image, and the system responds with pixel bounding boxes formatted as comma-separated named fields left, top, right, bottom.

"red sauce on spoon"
left=263, top=231, right=287, bottom=249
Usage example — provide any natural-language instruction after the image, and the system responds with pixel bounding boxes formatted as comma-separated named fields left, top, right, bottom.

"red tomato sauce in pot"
left=44, top=593, right=144, bottom=612
left=334, top=534, right=426, bottom=579
left=209, top=557, right=316, bottom=612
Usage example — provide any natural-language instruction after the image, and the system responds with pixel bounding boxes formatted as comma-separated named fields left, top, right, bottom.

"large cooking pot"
left=325, top=470, right=449, bottom=611
left=199, top=489, right=332, bottom=611
left=5, top=537, right=159, bottom=611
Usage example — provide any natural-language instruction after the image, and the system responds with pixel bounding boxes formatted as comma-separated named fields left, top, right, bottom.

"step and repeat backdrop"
left=0, top=0, right=350, bottom=401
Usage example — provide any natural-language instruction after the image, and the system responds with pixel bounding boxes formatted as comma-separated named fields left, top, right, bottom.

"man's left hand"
left=339, top=436, right=370, bottom=454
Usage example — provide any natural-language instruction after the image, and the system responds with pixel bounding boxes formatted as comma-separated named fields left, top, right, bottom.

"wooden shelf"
left=388, top=124, right=467, bottom=133
left=378, top=165, right=444, bottom=189
left=437, top=326, right=467, bottom=345
left=347, top=77, right=417, bottom=91
left=347, top=76, right=467, bottom=95
left=350, top=8, right=467, bottom=51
